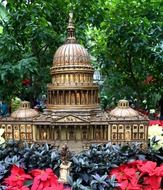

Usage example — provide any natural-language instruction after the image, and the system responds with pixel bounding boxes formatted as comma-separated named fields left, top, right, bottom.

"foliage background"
left=0, top=0, right=162, bottom=110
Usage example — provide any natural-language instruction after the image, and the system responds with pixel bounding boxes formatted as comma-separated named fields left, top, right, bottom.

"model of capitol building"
left=0, top=13, right=148, bottom=151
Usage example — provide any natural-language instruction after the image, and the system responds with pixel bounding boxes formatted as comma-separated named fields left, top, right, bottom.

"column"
left=39, top=126, right=42, bottom=140
left=96, top=90, right=98, bottom=103
left=70, top=74, right=73, bottom=83
left=66, top=74, right=68, bottom=83
left=72, top=91, right=75, bottom=105
left=53, top=91, right=55, bottom=104
left=79, top=91, right=81, bottom=105
left=76, top=91, right=80, bottom=105
left=86, top=91, right=88, bottom=104
left=107, top=125, right=110, bottom=141
left=61, top=74, right=64, bottom=83
left=80, top=126, right=82, bottom=140
left=89, top=91, right=91, bottom=104
left=91, top=90, right=93, bottom=104
left=87, top=126, right=89, bottom=140
left=57, top=91, right=59, bottom=104
left=53, top=91, right=56, bottom=105
left=63, top=90, right=65, bottom=105
left=49, top=91, right=51, bottom=104
left=93, top=90, right=95, bottom=104
left=81, top=91, right=84, bottom=104
left=49, top=126, right=53, bottom=141
left=32, top=125, right=36, bottom=141
left=105, top=125, right=107, bottom=140
left=65, top=126, right=68, bottom=140
left=69, top=91, right=71, bottom=104
left=60, top=91, right=63, bottom=104
left=59, top=126, right=62, bottom=140
left=94, top=125, right=96, bottom=140
left=52, top=91, right=54, bottom=104
left=74, top=126, right=76, bottom=140
left=48, top=91, right=50, bottom=104
left=100, top=125, right=103, bottom=140
left=52, top=126, right=55, bottom=140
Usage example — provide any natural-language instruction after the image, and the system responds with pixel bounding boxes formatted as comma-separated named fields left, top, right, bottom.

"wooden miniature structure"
left=108, top=100, right=148, bottom=146
left=0, top=14, right=148, bottom=151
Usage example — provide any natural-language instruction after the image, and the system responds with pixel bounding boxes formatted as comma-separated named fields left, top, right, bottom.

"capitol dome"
left=47, top=13, right=99, bottom=110
left=51, top=13, right=93, bottom=73
left=53, top=43, right=91, bottom=67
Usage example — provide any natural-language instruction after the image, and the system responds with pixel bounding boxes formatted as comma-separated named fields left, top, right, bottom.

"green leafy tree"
left=0, top=0, right=105, bottom=105
left=99, top=0, right=163, bottom=109
left=0, top=0, right=69, bottom=103
left=0, top=0, right=162, bottom=112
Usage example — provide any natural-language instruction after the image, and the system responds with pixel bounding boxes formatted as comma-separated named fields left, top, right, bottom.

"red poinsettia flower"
left=143, top=175, right=162, bottom=189
left=22, top=79, right=31, bottom=86
left=110, top=165, right=129, bottom=181
left=110, top=160, right=163, bottom=190
left=30, top=168, right=59, bottom=190
left=118, top=179, right=129, bottom=190
left=6, top=186, right=30, bottom=190
left=137, top=161, right=157, bottom=175
left=4, top=165, right=32, bottom=188
left=151, top=164, right=163, bottom=177
left=44, top=183, right=71, bottom=190
left=144, top=75, right=155, bottom=84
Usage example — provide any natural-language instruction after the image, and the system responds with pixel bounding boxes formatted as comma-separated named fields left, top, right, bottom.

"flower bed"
left=0, top=141, right=162, bottom=190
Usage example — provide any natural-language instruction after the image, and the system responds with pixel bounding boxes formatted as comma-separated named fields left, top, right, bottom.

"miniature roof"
left=109, top=100, right=147, bottom=120
left=11, top=101, right=39, bottom=119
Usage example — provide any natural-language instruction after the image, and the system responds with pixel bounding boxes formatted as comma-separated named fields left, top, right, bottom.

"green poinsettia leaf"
left=24, top=179, right=33, bottom=187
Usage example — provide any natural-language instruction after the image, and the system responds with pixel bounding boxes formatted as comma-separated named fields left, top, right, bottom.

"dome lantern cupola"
left=66, top=12, right=76, bottom=44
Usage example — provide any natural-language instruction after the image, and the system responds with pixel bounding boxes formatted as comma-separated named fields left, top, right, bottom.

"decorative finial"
left=66, top=12, right=76, bottom=43
left=69, top=12, right=73, bottom=24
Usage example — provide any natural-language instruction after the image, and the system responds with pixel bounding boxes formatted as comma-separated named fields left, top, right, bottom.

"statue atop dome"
left=69, top=12, right=73, bottom=25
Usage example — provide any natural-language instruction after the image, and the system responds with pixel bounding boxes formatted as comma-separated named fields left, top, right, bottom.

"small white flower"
left=0, top=129, right=5, bottom=145
left=150, top=109, right=155, bottom=114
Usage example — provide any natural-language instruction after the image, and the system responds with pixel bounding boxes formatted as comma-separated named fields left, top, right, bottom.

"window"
left=140, top=125, right=144, bottom=129
left=118, top=133, right=123, bottom=140
left=112, top=125, right=117, bottom=130
left=69, top=131, right=74, bottom=140
left=82, top=131, right=87, bottom=140
left=139, top=133, right=144, bottom=139
left=56, top=129, right=60, bottom=140
left=112, top=133, right=117, bottom=139
left=133, top=133, right=138, bottom=139
left=119, top=125, right=123, bottom=130
left=134, top=125, right=138, bottom=129
left=126, top=126, right=130, bottom=130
